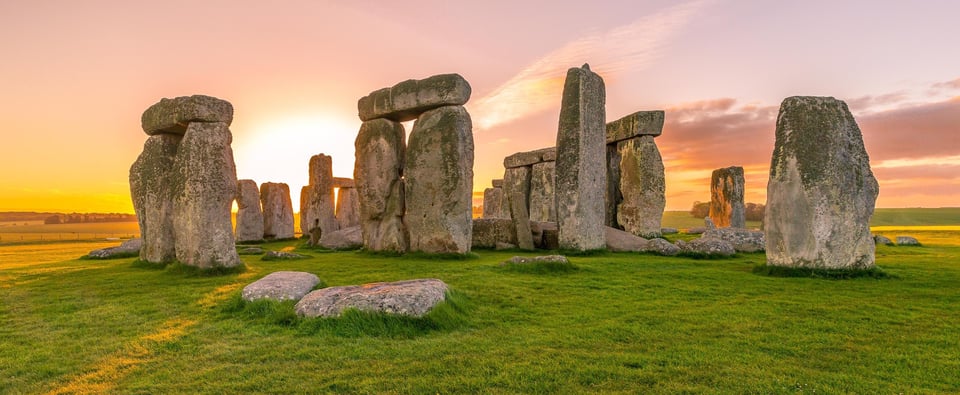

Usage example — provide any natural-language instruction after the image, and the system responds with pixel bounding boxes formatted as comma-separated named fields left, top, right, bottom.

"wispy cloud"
left=468, top=0, right=712, bottom=131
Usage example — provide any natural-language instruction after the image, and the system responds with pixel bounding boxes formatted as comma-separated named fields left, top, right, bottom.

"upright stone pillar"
left=299, top=186, right=314, bottom=236
left=555, top=64, right=606, bottom=251
left=235, top=179, right=264, bottom=242
left=306, top=154, right=338, bottom=238
left=260, top=182, right=295, bottom=240
left=354, top=118, right=408, bottom=253
left=129, top=133, right=181, bottom=263
left=335, top=186, right=361, bottom=229
left=504, top=166, right=534, bottom=250
left=405, top=106, right=474, bottom=253
left=482, top=187, right=504, bottom=219
left=529, top=161, right=556, bottom=223
left=616, top=136, right=666, bottom=238
left=709, top=166, right=745, bottom=228
left=765, top=96, right=879, bottom=269
left=172, top=122, right=241, bottom=268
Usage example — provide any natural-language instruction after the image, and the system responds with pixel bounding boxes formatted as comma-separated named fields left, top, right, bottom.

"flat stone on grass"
left=295, top=279, right=448, bottom=318
left=242, top=271, right=320, bottom=302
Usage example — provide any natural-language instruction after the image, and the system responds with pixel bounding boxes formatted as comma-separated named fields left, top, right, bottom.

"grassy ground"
left=2, top=233, right=959, bottom=393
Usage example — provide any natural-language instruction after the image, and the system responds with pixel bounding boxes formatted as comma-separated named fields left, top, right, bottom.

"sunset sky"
left=1, top=0, right=958, bottom=213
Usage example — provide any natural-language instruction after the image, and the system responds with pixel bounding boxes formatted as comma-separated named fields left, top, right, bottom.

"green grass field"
left=2, top=231, right=959, bottom=393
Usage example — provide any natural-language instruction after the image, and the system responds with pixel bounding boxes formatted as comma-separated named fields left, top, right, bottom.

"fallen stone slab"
left=605, top=226, right=650, bottom=252
left=873, top=235, right=893, bottom=245
left=319, top=226, right=363, bottom=250
left=238, top=246, right=265, bottom=255
left=242, top=271, right=320, bottom=302
left=646, top=238, right=680, bottom=256
left=295, top=279, right=448, bottom=318
left=86, top=238, right=143, bottom=259
left=141, top=94, right=233, bottom=135
left=502, top=255, right=570, bottom=266
left=661, top=227, right=679, bottom=235
left=896, top=236, right=921, bottom=246
left=261, top=251, right=309, bottom=261
left=676, top=238, right=735, bottom=257
left=702, top=228, right=765, bottom=253
left=358, top=74, right=471, bottom=122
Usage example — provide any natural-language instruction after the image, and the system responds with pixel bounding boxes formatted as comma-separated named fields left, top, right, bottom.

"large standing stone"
left=354, top=118, right=407, bottom=253
left=358, top=74, right=472, bottom=122
left=529, top=161, right=556, bottom=222
left=556, top=64, right=606, bottom=251
left=709, top=166, right=745, bottom=228
left=171, top=122, right=241, bottom=268
left=306, top=154, right=338, bottom=238
left=141, top=95, right=233, bottom=135
left=482, top=187, right=504, bottom=219
left=765, top=96, right=879, bottom=269
left=299, top=185, right=314, bottom=236
left=235, top=179, right=264, bottom=242
left=335, top=187, right=361, bottom=229
left=605, top=144, right=622, bottom=228
left=504, top=166, right=534, bottom=250
left=405, top=106, right=474, bottom=254
left=616, top=136, right=666, bottom=238
left=130, top=133, right=181, bottom=263
left=260, top=182, right=295, bottom=240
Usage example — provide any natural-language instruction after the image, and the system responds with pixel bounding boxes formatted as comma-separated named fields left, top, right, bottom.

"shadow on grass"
left=752, top=264, right=895, bottom=280
left=222, top=291, right=470, bottom=338
left=131, top=259, right=247, bottom=276
left=498, top=260, right=580, bottom=275
left=355, top=250, right=480, bottom=261
left=80, top=251, right=141, bottom=260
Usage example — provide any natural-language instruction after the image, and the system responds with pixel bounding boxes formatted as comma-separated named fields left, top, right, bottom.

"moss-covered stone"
left=606, top=110, right=664, bottom=143
left=357, top=74, right=471, bottom=122
left=615, top=136, right=665, bottom=238
left=765, top=96, right=879, bottom=270
left=141, top=95, right=233, bottom=135
left=129, top=133, right=181, bottom=263
left=354, top=118, right=407, bottom=253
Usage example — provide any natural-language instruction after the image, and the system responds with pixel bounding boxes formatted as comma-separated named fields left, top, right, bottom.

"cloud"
left=931, top=77, right=960, bottom=91
left=468, top=0, right=712, bottom=131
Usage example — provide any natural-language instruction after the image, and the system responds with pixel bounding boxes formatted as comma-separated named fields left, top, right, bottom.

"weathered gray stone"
left=896, top=236, right=921, bottom=246
left=305, top=154, right=338, bottom=241
left=495, top=242, right=517, bottom=250
left=873, top=234, right=893, bottom=245
left=405, top=105, right=474, bottom=254
left=555, top=64, right=606, bottom=251
left=295, top=279, right=448, bottom=318
left=235, top=179, right=264, bottom=242
left=503, top=147, right=557, bottom=168
left=319, top=225, right=363, bottom=250
left=661, top=227, right=679, bottom=235
left=705, top=217, right=716, bottom=230
left=491, top=179, right=504, bottom=188
left=529, top=161, right=556, bottom=222
left=605, top=144, right=622, bottom=228
left=141, top=95, right=233, bottom=135
left=260, top=182, right=295, bottom=240
left=172, top=122, right=241, bottom=268
left=242, top=271, right=320, bottom=302
left=482, top=187, right=504, bottom=219
left=606, top=110, right=664, bottom=143
left=332, top=177, right=355, bottom=188
left=358, top=74, right=472, bottom=122
left=686, top=227, right=706, bottom=235
left=86, top=238, right=143, bottom=259
left=299, top=186, right=313, bottom=236
left=703, top=228, right=764, bottom=253
left=262, top=250, right=309, bottom=260
left=502, top=255, right=571, bottom=266
left=646, top=238, right=680, bottom=256
left=238, top=246, right=264, bottom=255
left=335, top=187, right=361, bottom=230
left=677, top=238, right=736, bottom=257
left=709, top=166, right=746, bottom=228
left=504, top=166, right=533, bottom=250
left=615, top=136, right=665, bottom=238
left=605, top=226, right=650, bottom=252
left=130, top=133, right=181, bottom=264
left=354, top=118, right=407, bottom=253
left=765, top=96, right=879, bottom=270
left=471, top=218, right=518, bottom=249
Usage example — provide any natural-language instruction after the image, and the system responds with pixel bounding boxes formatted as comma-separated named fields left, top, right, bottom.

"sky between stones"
left=0, top=0, right=957, bottom=212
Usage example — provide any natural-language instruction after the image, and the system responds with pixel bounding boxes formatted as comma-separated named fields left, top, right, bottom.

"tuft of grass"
left=80, top=251, right=140, bottom=260
left=500, top=260, right=579, bottom=275
left=752, top=264, right=893, bottom=279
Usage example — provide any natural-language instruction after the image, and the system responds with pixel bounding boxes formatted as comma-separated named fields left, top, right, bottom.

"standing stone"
left=709, top=166, right=745, bottom=228
left=765, top=96, right=879, bottom=270
left=235, top=179, right=264, bottom=242
left=605, top=144, right=622, bottom=228
left=555, top=64, right=606, bottom=251
left=129, top=133, right=181, bottom=263
left=529, top=161, right=556, bottom=222
left=299, top=186, right=314, bottom=236
left=405, top=105, right=474, bottom=253
left=616, top=136, right=666, bottom=238
left=482, top=187, right=504, bottom=219
left=171, top=122, right=241, bottom=268
left=504, top=166, right=534, bottom=250
left=306, top=154, right=338, bottom=238
left=260, top=182, right=295, bottom=240
left=335, top=187, right=361, bottom=229
left=354, top=118, right=407, bottom=253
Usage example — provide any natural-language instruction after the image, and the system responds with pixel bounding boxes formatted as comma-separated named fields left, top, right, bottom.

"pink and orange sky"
left=1, top=0, right=958, bottom=213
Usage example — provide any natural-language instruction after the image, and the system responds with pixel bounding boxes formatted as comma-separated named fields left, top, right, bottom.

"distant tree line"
left=44, top=213, right=138, bottom=225
left=690, top=201, right=765, bottom=221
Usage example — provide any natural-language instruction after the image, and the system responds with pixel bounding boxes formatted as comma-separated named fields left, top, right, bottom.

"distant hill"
left=0, top=212, right=137, bottom=224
